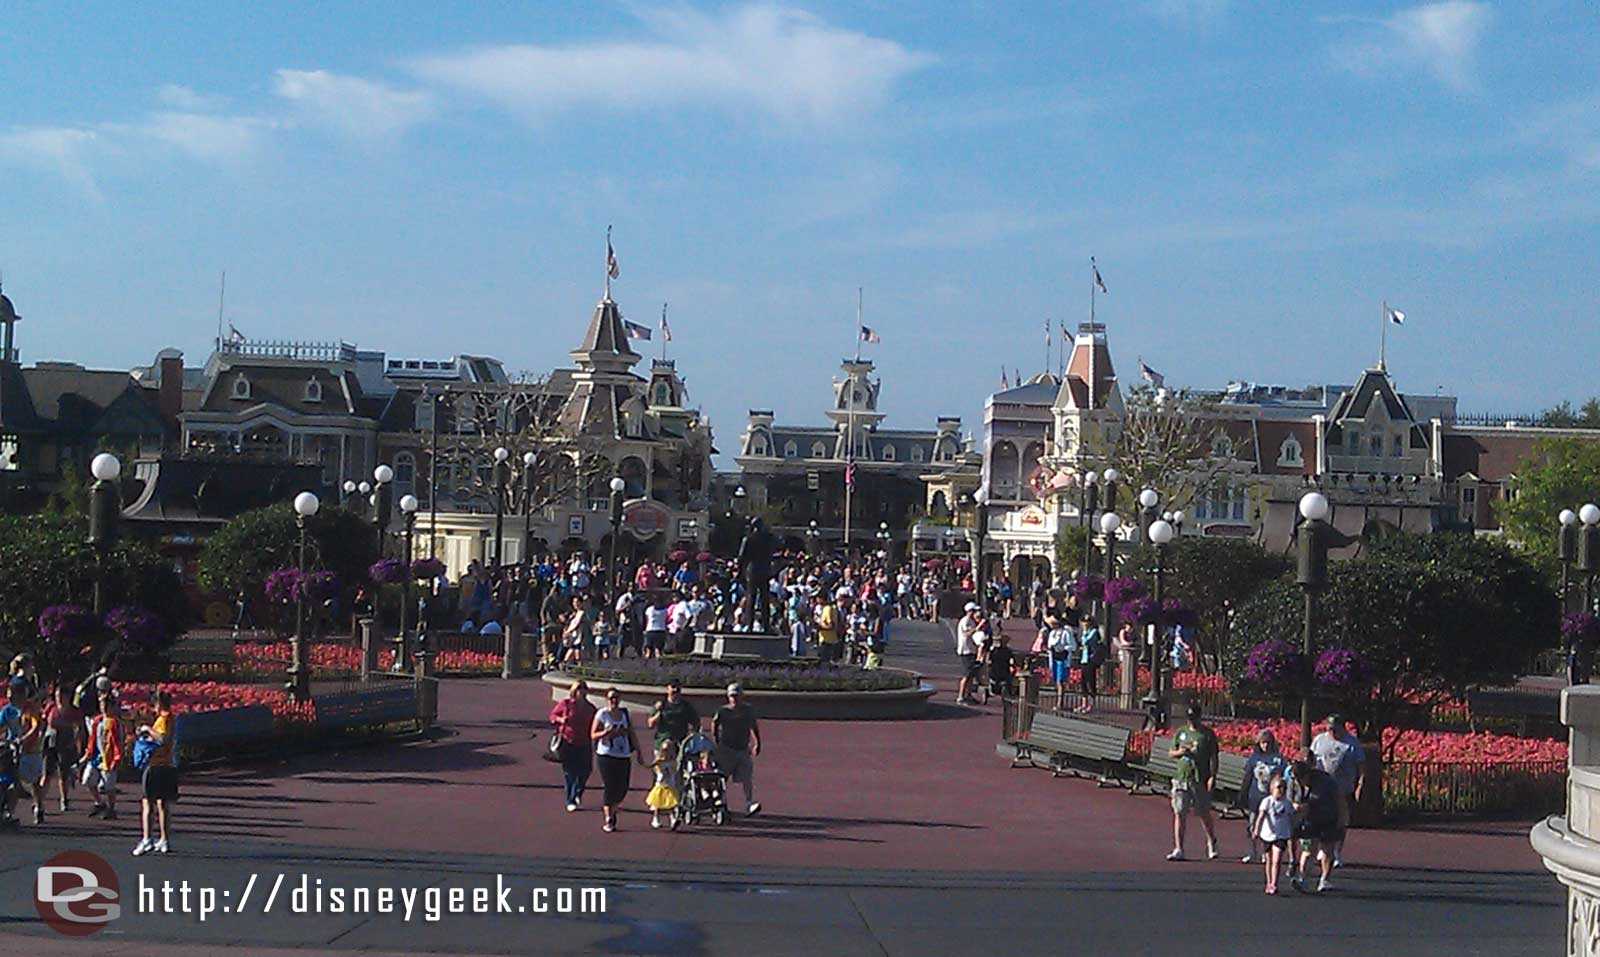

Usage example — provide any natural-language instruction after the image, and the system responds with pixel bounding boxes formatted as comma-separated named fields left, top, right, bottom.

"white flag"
left=1388, top=307, right=1405, bottom=325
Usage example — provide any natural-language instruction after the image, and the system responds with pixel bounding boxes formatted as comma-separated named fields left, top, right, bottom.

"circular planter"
left=541, top=668, right=936, bottom=720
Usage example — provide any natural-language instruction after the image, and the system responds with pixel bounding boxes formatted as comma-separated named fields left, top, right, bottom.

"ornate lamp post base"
left=1534, top=686, right=1600, bottom=955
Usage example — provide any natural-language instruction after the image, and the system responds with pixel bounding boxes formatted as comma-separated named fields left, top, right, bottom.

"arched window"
left=811, top=441, right=827, bottom=458
left=882, top=444, right=896, bottom=462
left=911, top=445, right=925, bottom=463
left=231, top=376, right=251, bottom=400
left=1392, top=434, right=1404, bottom=456
left=784, top=440, right=798, bottom=458
left=1369, top=433, right=1383, bottom=457
left=394, top=452, right=415, bottom=494
left=1277, top=435, right=1303, bottom=467
left=931, top=490, right=949, bottom=518
left=750, top=437, right=768, bottom=456
left=303, top=378, right=323, bottom=403
left=653, top=382, right=671, bottom=406
left=1212, top=433, right=1233, bottom=458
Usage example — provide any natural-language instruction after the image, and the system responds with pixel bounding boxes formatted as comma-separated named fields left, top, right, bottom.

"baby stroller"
left=0, top=739, right=20, bottom=830
left=674, top=732, right=728, bottom=827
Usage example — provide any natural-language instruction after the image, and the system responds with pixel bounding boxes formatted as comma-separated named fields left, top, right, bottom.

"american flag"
left=623, top=320, right=651, bottom=340
left=845, top=460, right=856, bottom=489
left=606, top=225, right=620, bottom=280
left=1092, top=256, right=1107, bottom=294
left=859, top=325, right=880, bottom=344
left=661, top=302, right=673, bottom=342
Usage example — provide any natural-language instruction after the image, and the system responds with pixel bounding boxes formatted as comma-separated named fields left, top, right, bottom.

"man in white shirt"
left=955, top=603, right=984, bottom=705
left=614, top=586, right=637, bottom=658
left=668, top=598, right=694, bottom=654
left=1311, top=712, right=1365, bottom=869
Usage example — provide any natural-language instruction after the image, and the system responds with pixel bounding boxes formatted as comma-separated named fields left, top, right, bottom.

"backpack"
left=131, top=734, right=158, bottom=772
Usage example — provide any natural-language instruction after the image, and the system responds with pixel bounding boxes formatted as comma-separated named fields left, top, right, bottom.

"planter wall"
left=541, top=669, right=935, bottom=720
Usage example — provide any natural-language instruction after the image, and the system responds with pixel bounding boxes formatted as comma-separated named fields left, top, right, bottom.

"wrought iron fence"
left=1381, top=759, right=1565, bottom=816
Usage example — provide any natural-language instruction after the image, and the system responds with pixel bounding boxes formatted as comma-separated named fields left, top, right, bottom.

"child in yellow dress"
left=646, top=739, right=681, bottom=830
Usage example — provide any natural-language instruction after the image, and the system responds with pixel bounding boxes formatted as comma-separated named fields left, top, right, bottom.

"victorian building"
left=730, top=357, right=969, bottom=551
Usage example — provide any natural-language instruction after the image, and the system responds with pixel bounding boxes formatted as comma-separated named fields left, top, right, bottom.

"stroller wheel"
left=714, top=808, right=728, bottom=826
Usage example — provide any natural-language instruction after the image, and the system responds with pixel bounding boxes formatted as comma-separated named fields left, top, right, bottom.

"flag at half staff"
left=1139, top=359, right=1165, bottom=389
left=623, top=320, right=652, bottom=341
left=1388, top=306, right=1405, bottom=325
left=859, top=325, right=880, bottom=344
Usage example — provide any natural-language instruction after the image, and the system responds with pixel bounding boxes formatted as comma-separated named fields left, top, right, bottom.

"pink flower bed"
left=1209, top=718, right=1566, bottom=764
left=117, top=681, right=315, bottom=723
left=224, top=642, right=501, bottom=677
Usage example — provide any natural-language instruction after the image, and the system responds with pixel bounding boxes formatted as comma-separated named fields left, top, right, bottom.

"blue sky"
left=2, top=1, right=1597, bottom=454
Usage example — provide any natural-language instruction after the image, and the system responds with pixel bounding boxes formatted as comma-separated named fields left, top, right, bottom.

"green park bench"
left=166, top=636, right=237, bottom=679
left=1011, top=712, right=1133, bottom=786
left=1466, top=689, right=1560, bottom=737
left=314, top=685, right=420, bottom=732
left=173, top=704, right=276, bottom=760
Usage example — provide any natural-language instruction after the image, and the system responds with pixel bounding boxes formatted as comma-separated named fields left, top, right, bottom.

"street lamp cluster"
left=1080, top=468, right=1120, bottom=574
left=1559, top=505, right=1600, bottom=685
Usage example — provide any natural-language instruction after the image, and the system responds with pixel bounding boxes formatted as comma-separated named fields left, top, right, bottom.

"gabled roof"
left=572, top=296, right=641, bottom=370
left=1331, top=368, right=1412, bottom=424
left=0, top=363, right=41, bottom=432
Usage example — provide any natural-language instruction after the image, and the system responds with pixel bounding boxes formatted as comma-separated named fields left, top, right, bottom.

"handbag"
left=542, top=732, right=566, bottom=763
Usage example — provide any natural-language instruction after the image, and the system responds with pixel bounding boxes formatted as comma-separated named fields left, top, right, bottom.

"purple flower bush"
left=1314, top=647, right=1372, bottom=691
left=1121, top=595, right=1160, bottom=625
left=264, top=567, right=303, bottom=604
left=1071, top=575, right=1105, bottom=601
left=1563, top=612, right=1600, bottom=645
left=38, top=604, right=97, bottom=642
left=369, top=558, right=408, bottom=585
left=1162, top=597, right=1199, bottom=630
left=1243, top=639, right=1308, bottom=692
left=105, top=606, right=165, bottom=651
left=298, top=571, right=341, bottom=603
left=411, top=557, right=445, bottom=581
left=1104, top=577, right=1147, bottom=607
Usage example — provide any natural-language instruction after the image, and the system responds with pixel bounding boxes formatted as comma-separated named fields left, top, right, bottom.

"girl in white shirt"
left=1252, top=775, right=1293, bottom=894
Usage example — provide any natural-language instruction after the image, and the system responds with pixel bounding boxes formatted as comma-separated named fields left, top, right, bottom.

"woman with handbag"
left=590, top=688, right=646, bottom=832
left=548, top=681, right=596, bottom=813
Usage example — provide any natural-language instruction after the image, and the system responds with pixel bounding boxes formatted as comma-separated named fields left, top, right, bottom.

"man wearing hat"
left=1167, top=701, right=1221, bottom=861
left=714, top=684, right=762, bottom=816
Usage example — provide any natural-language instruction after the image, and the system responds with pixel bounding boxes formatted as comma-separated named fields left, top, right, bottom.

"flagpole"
left=845, top=287, right=861, bottom=551
left=605, top=226, right=612, bottom=300
left=662, top=302, right=668, bottom=362
left=1090, top=259, right=1096, bottom=327
left=1379, top=300, right=1387, bottom=372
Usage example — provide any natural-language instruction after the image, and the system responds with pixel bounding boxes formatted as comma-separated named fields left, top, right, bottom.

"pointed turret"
left=571, top=295, right=640, bottom=375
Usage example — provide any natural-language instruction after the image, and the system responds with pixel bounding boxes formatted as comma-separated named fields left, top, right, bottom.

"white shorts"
left=83, top=765, right=117, bottom=794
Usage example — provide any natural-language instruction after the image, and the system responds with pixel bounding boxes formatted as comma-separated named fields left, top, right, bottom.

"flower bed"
left=117, top=681, right=316, bottom=725
left=562, top=657, right=917, bottom=693
left=172, top=642, right=501, bottom=681
left=1207, top=718, right=1566, bottom=764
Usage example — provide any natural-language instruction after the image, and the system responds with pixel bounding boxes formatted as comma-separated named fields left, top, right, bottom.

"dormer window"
left=1277, top=435, right=1303, bottom=467
left=231, top=375, right=251, bottom=400
left=784, top=440, right=798, bottom=458
left=751, top=436, right=768, bottom=456
left=1212, top=433, right=1233, bottom=458
left=811, top=441, right=827, bottom=458
left=304, top=378, right=323, bottom=403
left=912, top=445, right=925, bottom=463
left=882, top=444, right=896, bottom=462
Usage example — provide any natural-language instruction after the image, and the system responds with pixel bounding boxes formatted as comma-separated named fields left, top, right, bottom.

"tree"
left=1541, top=398, right=1600, bottom=429
left=1497, top=436, right=1600, bottom=564
left=0, top=513, right=188, bottom=681
left=197, top=504, right=378, bottom=601
left=1108, top=385, right=1236, bottom=513
left=1229, top=531, right=1556, bottom=747
left=435, top=376, right=612, bottom=518
left=1159, top=537, right=1290, bottom=672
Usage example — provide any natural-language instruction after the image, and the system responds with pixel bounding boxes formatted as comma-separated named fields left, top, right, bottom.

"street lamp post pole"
left=609, top=476, right=626, bottom=601
left=1081, top=473, right=1098, bottom=576
left=398, top=495, right=419, bottom=660
left=428, top=389, right=446, bottom=560
left=1560, top=509, right=1577, bottom=614
left=971, top=486, right=989, bottom=610
left=372, top=465, right=394, bottom=556
left=522, top=451, right=537, bottom=571
left=288, top=491, right=320, bottom=702
left=1296, top=491, right=1333, bottom=750
left=491, top=446, right=509, bottom=569
left=87, top=453, right=122, bottom=616
left=1145, top=518, right=1175, bottom=728
left=1576, top=505, right=1600, bottom=684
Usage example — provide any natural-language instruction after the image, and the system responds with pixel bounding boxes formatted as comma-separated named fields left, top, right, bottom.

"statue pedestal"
left=694, top=632, right=792, bottom=661
left=1532, top=685, right=1600, bottom=954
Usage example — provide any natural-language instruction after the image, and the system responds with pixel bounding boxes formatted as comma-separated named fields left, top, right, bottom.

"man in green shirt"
left=649, top=679, right=700, bottom=747
left=1167, top=701, right=1221, bottom=861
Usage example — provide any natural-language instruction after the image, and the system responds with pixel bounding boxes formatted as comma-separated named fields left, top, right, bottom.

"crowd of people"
left=0, top=654, right=178, bottom=856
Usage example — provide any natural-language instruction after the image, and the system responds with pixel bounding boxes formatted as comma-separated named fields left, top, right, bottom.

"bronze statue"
left=736, top=516, right=777, bottom=633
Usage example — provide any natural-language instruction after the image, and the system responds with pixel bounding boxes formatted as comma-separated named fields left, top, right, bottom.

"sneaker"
left=651, top=817, right=662, bottom=829
left=1166, top=849, right=1185, bottom=861
left=670, top=818, right=680, bottom=831
left=1206, top=846, right=1219, bottom=861
left=1332, top=853, right=1343, bottom=869
left=1317, top=877, right=1332, bottom=893
left=748, top=802, right=762, bottom=816
left=1241, top=854, right=1255, bottom=864
left=154, top=839, right=169, bottom=854
left=88, top=806, right=104, bottom=818
left=59, top=798, right=69, bottom=813
left=602, top=821, right=615, bottom=833
left=132, top=838, right=154, bottom=857
left=33, top=807, right=44, bottom=825
left=574, top=795, right=582, bottom=808
left=566, top=803, right=577, bottom=813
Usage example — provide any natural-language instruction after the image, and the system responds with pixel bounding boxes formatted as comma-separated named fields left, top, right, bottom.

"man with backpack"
left=132, top=689, right=177, bottom=855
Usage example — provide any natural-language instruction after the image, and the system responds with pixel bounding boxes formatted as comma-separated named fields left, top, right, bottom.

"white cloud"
left=410, top=4, right=931, bottom=126
left=156, top=84, right=228, bottom=112
left=1147, top=0, right=1230, bottom=26
left=130, top=111, right=272, bottom=161
left=0, top=126, right=104, bottom=200
left=1331, top=1, right=1491, bottom=91
left=274, top=69, right=435, bottom=138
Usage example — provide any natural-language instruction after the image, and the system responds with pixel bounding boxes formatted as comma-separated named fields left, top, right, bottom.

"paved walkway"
left=0, top=619, right=1563, bottom=954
